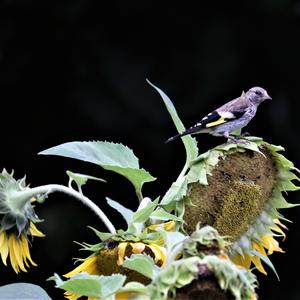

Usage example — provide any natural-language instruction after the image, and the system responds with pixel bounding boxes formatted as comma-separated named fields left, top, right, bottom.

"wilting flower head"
left=63, top=226, right=168, bottom=300
left=163, top=138, right=299, bottom=275
left=149, top=255, right=257, bottom=300
left=0, top=169, right=45, bottom=273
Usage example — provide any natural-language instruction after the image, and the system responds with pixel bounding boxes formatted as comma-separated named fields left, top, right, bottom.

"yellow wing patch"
left=205, top=117, right=226, bottom=128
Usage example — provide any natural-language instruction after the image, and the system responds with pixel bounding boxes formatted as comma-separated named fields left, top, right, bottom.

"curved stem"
left=13, top=184, right=116, bottom=234
left=166, top=240, right=186, bottom=268
left=176, top=163, right=189, bottom=182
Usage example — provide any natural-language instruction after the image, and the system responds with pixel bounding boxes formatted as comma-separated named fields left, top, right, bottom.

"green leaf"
left=39, top=141, right=156, bottom=200
left=67, top=170, right=106, bottom=192
left=147, top=80, right=198, bottom=164
left=105, top=166, right=156, bottom=200
left=40, top=141, right=139, bottom=167
left=238, top=141, right=263, bottom=154
left=88, top=227, right=113, bottom=242
left=123, top=254, right=160, bottom=280
left=161, top=175, right=188, bottom=205
left=150, top=209, right=181, bottom=221
left=0, top=283, right=52, bottom=300
left=187, top=162, right=208, bottom=185
left=132, top=198, right=159, bottom=223
left=53, top=273, right=126, bottom=298
left=120, top=281, right=148, bottom=294
left=160, top=231, right=187, bottom=253
left=106, top=197, right=133, bottom=226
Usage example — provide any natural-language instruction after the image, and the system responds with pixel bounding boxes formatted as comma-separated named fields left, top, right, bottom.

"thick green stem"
left=11, top=184, right=116, bottom=234
left=136, top=188, right=143, bottom=203
left=176, top=163, right=189, bottom=182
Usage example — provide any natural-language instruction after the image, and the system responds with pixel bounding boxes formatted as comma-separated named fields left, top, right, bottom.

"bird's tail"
left=165, top=126, right=204, bottom=143
left=165, top=133, right=183, bottom=143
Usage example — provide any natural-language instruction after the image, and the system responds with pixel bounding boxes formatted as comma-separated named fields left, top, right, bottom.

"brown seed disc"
left=184, top=147, right=277, bottom=241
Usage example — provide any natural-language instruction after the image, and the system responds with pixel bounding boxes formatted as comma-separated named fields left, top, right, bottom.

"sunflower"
left=0, top=169, right=45, bottom=273
left=64, top=241, right=167, bottom=278
left=64, top=235, right=167, bottom=300
left=165, top=137, right=300, bottom=275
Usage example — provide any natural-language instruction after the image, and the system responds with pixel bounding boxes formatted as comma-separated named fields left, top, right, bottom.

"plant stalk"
left=12, top=184, right=116, bottom=234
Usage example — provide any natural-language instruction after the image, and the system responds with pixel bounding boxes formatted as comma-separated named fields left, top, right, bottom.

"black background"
left=1, top=1, right=300, bottom=299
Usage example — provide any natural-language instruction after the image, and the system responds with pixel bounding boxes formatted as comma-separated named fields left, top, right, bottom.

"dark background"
left=1, top=1, right=300, bottom=299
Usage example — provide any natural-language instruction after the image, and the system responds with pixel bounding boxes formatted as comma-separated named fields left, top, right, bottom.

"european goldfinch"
left=166, top=87, right=272, bottom=143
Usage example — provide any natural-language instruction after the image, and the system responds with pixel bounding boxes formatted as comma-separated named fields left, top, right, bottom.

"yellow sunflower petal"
left=253, top=242, right=267, bottom=257
left=156, top=237, right=165, bottom=246
left=84, top=259, right=99, bottom=275
left=250, top=292, right=258, bottom=300
left=164, top=221, right=175, bottom=231
left=148, top=221, right=175, bottom=232
left=218, top=252, right=229, bottom=261
left=8, top=234, right=20, bottom=273
left=116, top=292, right=130, bottom=300
left=232, top=254, right=243, bottom=266
left=29, top=222, right=45, bottom=238
left=117, top=242, right=128, bottom=266
left=64, top=256, right=98, bottom=278
left=261, top=236, right=284, bottom=255
left=147, top=224, right=159, bottom=231
left=241, top=254, right=252, bottom=269
left=64, top=291, right=80, bottom=300
left=251, top=255, right=267, bottom=275
left=146, top=244, right=167, bottom=266
left=64, top=291, right=100, bottom=300
left=130, top=242, right=146, bottom=254
left=20, top=234, right=37, bottom=267
left=21, top=235, right=37, bottom=267
left=274, top=219, right=288, bottom=230
left=11, top=235, right=27, bottom=273
left=232, top=253, right=251, bottom=269
left=0, top=231, right=9, bottom=266
left=270, top=224, right=286, bottom=240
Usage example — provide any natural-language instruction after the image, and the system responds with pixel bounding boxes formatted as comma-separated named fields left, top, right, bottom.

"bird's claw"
left=241, top=132, right=251, bottom=137
left=227, top=136, right=249, bottom=145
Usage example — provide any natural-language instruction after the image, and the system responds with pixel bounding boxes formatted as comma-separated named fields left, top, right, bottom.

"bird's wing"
left=192, top=97, right=249, bottom=129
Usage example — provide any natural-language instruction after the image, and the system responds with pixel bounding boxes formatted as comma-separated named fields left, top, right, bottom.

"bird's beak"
left=264, top=93, right=272, bottom=100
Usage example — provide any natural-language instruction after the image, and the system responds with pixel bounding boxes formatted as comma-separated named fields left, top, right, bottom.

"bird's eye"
left=255, top=90, right=262, bottom=96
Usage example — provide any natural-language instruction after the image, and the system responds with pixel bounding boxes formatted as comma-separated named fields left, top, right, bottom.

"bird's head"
left=246, top=87, right=272, bottom=104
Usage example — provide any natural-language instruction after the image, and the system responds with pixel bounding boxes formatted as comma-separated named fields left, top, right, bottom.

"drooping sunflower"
left=163, top=137, right=299, bottom=275
left=0, top=169, right=45, bottom=273
left=63, top=228, right=168, bottom=300
left=148, top=225, right=257, bottom=300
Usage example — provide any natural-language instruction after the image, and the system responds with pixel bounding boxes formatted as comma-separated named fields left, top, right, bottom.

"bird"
left=166, top=87, right=272, bottom=143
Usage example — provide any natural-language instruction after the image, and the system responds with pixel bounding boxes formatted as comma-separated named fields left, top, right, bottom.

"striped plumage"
left=166, top=87, right=272, bottom=143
